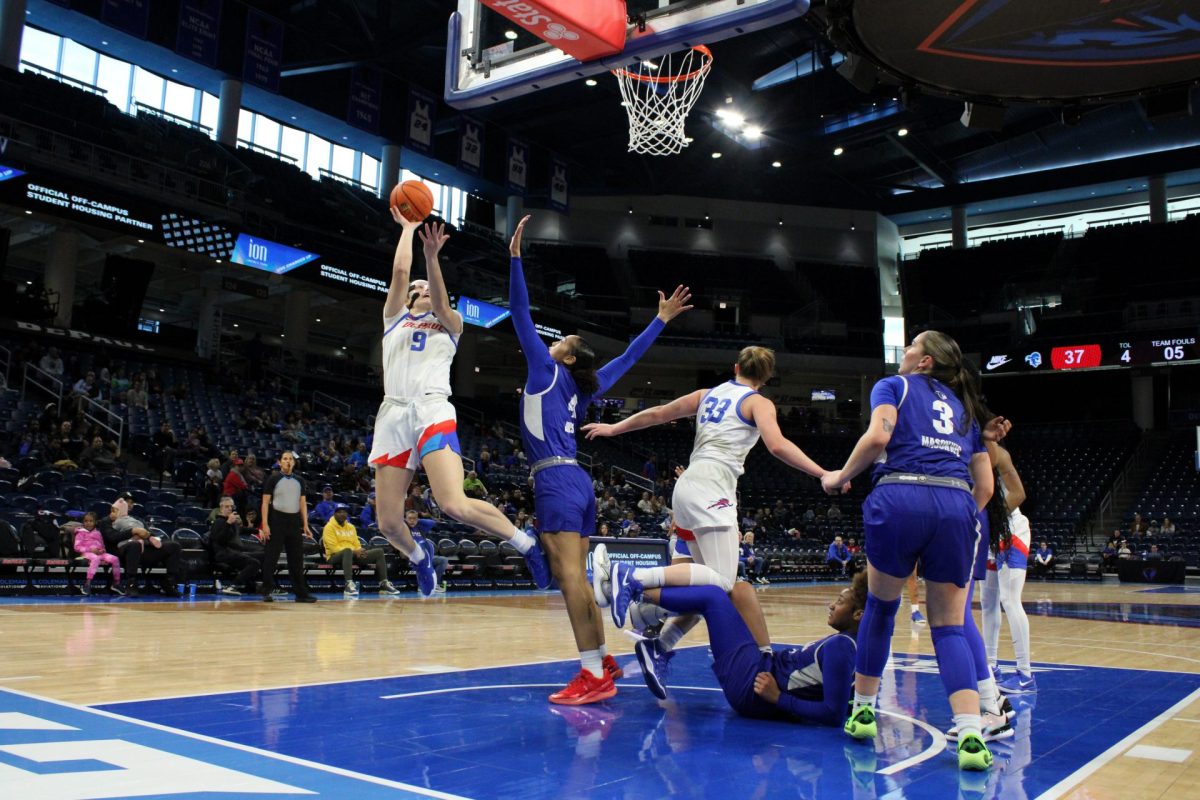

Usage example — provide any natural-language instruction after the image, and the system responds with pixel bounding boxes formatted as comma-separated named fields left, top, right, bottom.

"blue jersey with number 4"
left=870, top=375, right=984, bottom=484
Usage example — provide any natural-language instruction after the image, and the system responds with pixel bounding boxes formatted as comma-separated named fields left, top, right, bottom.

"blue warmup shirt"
left=869, top=375, right=985, bottom=484
left=826, top=542, right=849, bottom=562
left=511, top=256, right=665, bottom=463
left=768, top=634, right=857, bottom=726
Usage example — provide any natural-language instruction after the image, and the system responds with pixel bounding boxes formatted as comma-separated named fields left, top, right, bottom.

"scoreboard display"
left=984, top=331, right=1199, bottom=375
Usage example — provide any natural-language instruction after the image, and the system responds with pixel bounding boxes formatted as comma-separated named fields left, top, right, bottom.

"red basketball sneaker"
left=549, top=669, right=617, bottom=705
left=603, top=654, right=624, bottom=681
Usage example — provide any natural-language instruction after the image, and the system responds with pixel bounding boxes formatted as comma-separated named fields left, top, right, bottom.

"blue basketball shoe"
left=609, top=562, right=643, bottom=629
left=634, top=636, right=674, bottom=700
left=523, top=535, right=552, bottom=590
left=998, top=671, right=1037, bottom=695
left=414, top=538, right=437, bottom=598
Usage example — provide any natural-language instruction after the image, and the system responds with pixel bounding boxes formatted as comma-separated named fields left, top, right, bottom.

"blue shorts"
left=972, top=511, right=988, bottom=581
left=863, top=484, right=979, bottom=588
left=533, top=464, right=596, bottom=536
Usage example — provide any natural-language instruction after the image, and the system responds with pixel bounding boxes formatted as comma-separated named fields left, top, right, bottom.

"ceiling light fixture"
left=771, top=161, right=782, bottom=168
left=833, top=146, right=844, bottom=156
left=504, top=30, right=518, bottom=40
left=585, top=78, right=597, bottom=87
left=744, top=126, right=762, bottom=139
left=897, top=127, right=909, bottom=137
left=711, top=152, right=722, bottom=159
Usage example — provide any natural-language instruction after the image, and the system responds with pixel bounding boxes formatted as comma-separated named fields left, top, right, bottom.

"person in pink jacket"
left=74, top=512, right=123, bottom=596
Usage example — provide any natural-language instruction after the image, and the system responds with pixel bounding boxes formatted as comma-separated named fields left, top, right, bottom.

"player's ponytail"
left=567, top=336, right=599, bottom=395
left=985, top=466, right=1012, bottom=555
left=920, top=330, right=985, bottom=433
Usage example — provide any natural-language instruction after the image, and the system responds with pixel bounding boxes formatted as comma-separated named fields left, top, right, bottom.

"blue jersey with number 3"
left=870, top=375, right=984, bottom=483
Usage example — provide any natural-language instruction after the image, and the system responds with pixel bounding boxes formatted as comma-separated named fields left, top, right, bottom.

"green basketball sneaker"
left=844, top=704, right=877, bottom=739
left=957, top=732, right=993, bottom=771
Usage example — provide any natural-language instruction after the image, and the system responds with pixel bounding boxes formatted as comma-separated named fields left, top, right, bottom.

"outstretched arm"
left=382, top=211, right=420, bottom=320
left=508, top=215, right=556, bottom=393
left=746, top=396, right=828, bottom=479
left=821, top=404, right=896, bottom=494
left=418, top=222, right=464, bottom=335
left=582, top=390, right=704, bottom=440
left=594, top=286, right=693, bottom=395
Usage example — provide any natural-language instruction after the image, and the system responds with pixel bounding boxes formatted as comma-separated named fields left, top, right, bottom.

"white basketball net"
left=613, top=45, right=713, bottom=156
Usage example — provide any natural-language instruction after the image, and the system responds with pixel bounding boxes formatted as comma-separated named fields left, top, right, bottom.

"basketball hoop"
left=613, top=45, right=713, bottom=156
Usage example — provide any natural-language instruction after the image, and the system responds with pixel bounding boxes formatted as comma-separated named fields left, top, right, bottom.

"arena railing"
left=1091, top=433, right=1150, bottom=542
left=82, top=396, right=124, bottom=448
left=18, top=62, right=106, bottom=97
left=0, top=345, right=10, bottom=391
left=311, top=390, right=350, bottom=417
left=21, top=362, right=63, bottom=415
left=609, top=464, right=654, bottom=494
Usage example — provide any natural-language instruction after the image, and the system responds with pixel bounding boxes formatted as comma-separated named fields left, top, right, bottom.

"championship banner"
left=101, top=0, right=149, bottom=39
left=507, top=138, right=529, bottom=194
left=458, top=115, right=484, bottom=176
left=243, top=10, right=284, bottom=93
left=347, top=66, right=382, bottom=134
left=176, top=0, right=223, bottom=67
left=549, top=155, right=569, bottom=213
left=406, top=87, right=437, bottom=153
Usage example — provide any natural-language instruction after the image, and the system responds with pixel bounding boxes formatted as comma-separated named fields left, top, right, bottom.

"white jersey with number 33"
left=381, top=310, right=459, bottom=401
left=689, top=380, right=762, bottom=478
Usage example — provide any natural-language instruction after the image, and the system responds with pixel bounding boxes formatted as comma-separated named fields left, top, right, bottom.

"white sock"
left=509, top=528, right=536, bottom=554
left=854, top=692, right=876, bottom=709
left=978, top=678, right=1000, bottom=715
left=634, top=566, right=666, bottom=588
left=954, top=713, right=982, bottom=738
left=597, top=643, right=608, bottom=658
left=580, top=648, right=603, bottom=679
left=406, top=544, right=425, bottom=564
left=759, top=645, right=772, bottom=655
left=911, top=604, right=920, bottom=613
left=658, top=615, right=700, bottom=651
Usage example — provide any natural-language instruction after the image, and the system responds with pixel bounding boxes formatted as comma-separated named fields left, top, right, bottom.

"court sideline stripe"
left=1034, top=686, right=1200, bottom=800
left=2, top=686, right=474, bottom=800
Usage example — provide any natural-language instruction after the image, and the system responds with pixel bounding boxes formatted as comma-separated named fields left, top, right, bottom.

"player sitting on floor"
left=594, top=544, right=865, bottom=725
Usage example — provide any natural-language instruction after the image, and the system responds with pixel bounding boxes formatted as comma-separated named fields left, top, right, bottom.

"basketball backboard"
left=445, top=0, right=811, bottom=109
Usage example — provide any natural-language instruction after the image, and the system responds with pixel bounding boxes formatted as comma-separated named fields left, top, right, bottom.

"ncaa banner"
left=406, top=87, right=437, bottom=154
left=101, top=0, right=150, bottom=39
left=549, top=155, right=569, bottom=213
left=507, top=138, right=529, bottom=194
left=347, top=66, right=382, bottom=134
left=458, top=115, right=484, bottom=176
left=176, top=0, right=222, bottom=67
left=243, top=10, right=284, bottom=93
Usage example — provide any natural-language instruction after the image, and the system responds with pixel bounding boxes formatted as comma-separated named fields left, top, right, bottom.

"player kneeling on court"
left=595, top=544, right=864, bottom=725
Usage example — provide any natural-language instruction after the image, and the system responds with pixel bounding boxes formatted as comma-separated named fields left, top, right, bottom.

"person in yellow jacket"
left=322, top=505, right=401, bottom=596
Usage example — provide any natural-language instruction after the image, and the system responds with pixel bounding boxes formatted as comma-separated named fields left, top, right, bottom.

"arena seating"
left=1125, top=431, right=1200, bottom=568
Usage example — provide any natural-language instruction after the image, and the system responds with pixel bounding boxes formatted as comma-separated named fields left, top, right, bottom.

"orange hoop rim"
left=611, top=45, right=713, bottom=84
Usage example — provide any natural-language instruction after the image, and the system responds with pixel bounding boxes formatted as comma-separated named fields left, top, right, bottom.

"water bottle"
left=188, top=582, right=197, bottom=598
left=176, top=583, right=185, bottom=596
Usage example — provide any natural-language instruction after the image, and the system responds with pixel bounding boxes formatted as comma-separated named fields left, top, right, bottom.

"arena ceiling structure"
left=182, top=0, right=1200, bottom=220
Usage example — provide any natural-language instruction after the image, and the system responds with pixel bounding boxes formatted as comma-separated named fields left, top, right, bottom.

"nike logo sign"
left=986, top=356, right=1011, bottom=370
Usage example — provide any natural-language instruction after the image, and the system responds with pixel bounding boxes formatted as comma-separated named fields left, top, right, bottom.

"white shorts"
left=368, top=397, right=460, bottom=471
left=671, top=460, right=739, bottom=533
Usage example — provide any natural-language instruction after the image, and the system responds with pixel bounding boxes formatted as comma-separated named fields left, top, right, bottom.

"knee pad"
left=855, top=593, right=901, bottom=679
left=929, top=625, right=976, bottom=696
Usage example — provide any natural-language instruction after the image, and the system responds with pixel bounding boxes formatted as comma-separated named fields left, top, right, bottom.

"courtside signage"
left=0, top=164, right=24, bottom=182
left=229, top=234, right=319, bottom=274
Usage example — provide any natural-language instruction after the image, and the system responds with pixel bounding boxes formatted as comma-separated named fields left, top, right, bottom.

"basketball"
left=390, top=180, right=434, bottom=223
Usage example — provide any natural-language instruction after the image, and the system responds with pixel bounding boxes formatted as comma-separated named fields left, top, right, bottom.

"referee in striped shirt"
left=261, top=451, right=317, bottom=603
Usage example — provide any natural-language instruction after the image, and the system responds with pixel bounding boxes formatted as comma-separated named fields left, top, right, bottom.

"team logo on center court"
left=707, top=498, right=733, bottom=510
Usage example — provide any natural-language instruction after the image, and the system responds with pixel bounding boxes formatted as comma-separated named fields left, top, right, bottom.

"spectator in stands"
left=101, top=503, right=182, bottom=598
left=73, top=511, right=123, bottom=596
left=1032, top=542, right=1054, bottom=577
left=740, top=510, right=758, bottom=531
left=1101, top=540, right=1117, bottom=571
left=1130, top=512, right=1146, bottom=534
left=827, top=503, right=843, bottom=520
left=312, top=486, right=338, bottom=522
left=463, top=471, right=487, bottom=499
left=652, top=495, right=666, bottom=515
left=220, top=449, right=241, bottom=476
left=38, top=347, right=64, bottom=380
left=347, top=443, right=368, bottom=469
left=1144, top=544, right=1164, bottom=561
left=202, top=458, right=223, bottom=507
left=152, top=422, right=177, bottom=478
left=739, top=531, right=769, bottom=585
left=1162, top=517, right=1176, bottom=535
left=803, top=507, right=816, bottom=523
left=222, top=459, right=248, bottom=516
left=599, top=491, right=621, bottom=521
left=71, top=371, right=99, bottom=406
left=1117, top=539, right=1132, bottom=560
left=477, top=447, right=492, bottom=475
left=826, top=535, right=851, bottom=576
left=637, top=492, right=655, bottom=515
left=56, top=420, right=84, bottom=462
left=243, top=454, right=265, bottom=488
left=208, top=496, right=262, bottom=596
left=20, top=510, right=62, bottom=559
left=514, top=446, right=528, bottom=468
left=641, top=457, right=658, bottom=482
left=597, top=522, right=611, bottom=537
left=404, top=484, right=424, bottom=514
left=620, top=511, right=641, bottom=537
left=361, top=493, right=377, bottom=529
left=126, top=377, right=148, bottom=410
left=77, top=435, right=120, bottom=473
left=1147, top=519, right=1161, bottom=536
left=322, top=504, right=400, bottom=596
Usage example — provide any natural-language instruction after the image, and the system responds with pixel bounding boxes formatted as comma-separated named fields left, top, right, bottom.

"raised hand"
left=509, top=214, right=531, bottom=256
left=982, top=415, right=1012, bottom=443
left=657, top=285, right=694, bottom=323
left=418, top=221, right=450, bottom=257
left=581, top=423, right=615, bottom=440
left=390, top=207, right=421, bottom=231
